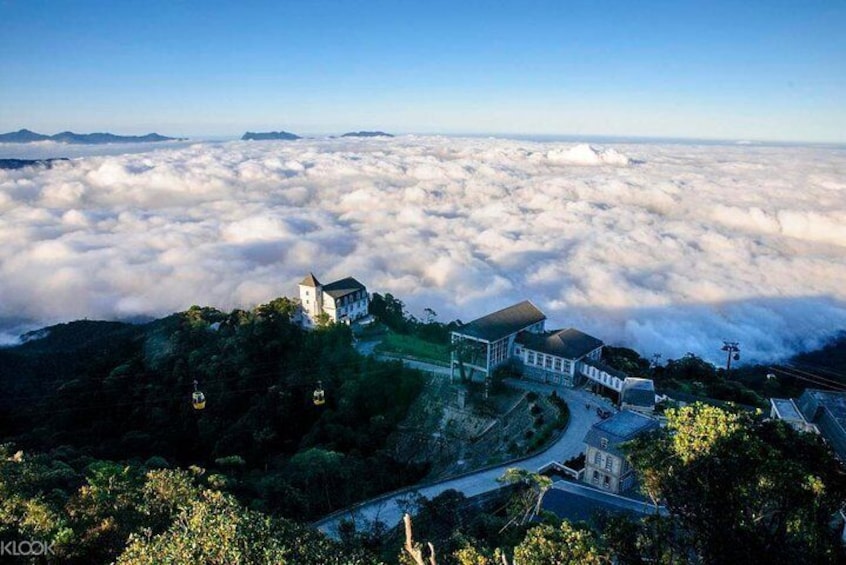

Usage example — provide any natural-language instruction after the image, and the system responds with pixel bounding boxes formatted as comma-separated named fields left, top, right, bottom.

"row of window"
left=303, top=290, right=367, bottom=307
left=522, top=350, right=572, bottom=373
left=584, top=365, right=623, bottom=390
left=335, top=291, right=366, bottom=306
left=339, top=300, right=366, bottom=315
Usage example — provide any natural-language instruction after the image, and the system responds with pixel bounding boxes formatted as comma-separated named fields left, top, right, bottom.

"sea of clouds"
left=1, top=136, right=844, bottom=363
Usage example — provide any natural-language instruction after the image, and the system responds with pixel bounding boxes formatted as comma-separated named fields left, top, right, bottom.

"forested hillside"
left=0, top=298, right=427, bottom=523
left=2, top=300, right=845, bottom=563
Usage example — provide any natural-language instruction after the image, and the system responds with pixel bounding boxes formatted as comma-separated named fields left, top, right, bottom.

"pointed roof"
left=299, top=272, right=321, bottom=287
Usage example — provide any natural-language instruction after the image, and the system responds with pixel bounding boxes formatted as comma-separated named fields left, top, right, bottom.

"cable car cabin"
left=192, top=391, right=206, bottom=410
left=313, top=383, right=325, bottom=406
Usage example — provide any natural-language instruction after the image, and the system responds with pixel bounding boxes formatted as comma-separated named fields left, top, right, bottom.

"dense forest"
left=0, top=298, right=428, bottom=524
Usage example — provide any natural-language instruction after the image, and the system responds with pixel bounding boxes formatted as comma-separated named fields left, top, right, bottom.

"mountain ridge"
left=0, top=157, right=70, bottom=170
left=341, top=130, right=394, bottom=138
left=0, top=128, right=184, bottom=144
left=241, top=130, right=301, bottom=141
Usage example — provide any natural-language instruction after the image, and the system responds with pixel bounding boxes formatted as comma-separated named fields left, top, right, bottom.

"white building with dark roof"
left=450, top=301, right=649, bottom=397
left=450, top=300, right=546, bottom=382
left=513, top=328, right=603, bottom=386
left=298, top=273, right=369, bottom=328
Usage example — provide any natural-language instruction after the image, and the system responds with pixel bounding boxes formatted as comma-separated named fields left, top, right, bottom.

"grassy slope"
left=375, top=331, right=450, bottom=364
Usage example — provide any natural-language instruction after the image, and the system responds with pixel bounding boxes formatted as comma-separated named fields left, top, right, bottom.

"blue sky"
left=1, top=0, right=844, bottom=141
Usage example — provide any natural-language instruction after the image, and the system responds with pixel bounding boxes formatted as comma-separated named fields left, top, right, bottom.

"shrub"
left=214, top=455, right=246, bottom=469
left=144, top=456, right=170, bottom=469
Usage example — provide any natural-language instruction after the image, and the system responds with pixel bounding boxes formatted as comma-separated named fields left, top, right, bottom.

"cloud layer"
left=1, top=137, right=845, bottom=362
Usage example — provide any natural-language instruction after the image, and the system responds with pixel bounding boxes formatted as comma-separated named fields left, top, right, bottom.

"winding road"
left=314, top=378, right=617, bottom=538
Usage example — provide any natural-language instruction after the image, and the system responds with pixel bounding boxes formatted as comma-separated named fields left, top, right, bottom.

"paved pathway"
left=314, top=384, right=617, bottom=538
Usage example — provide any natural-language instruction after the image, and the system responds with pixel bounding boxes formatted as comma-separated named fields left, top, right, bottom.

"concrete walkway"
left=314, top=385, right=617, bottom=538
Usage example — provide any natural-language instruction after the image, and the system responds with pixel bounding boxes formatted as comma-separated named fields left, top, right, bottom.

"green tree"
left=496, top=469, right=553, bottom=531
left=286, top=448, right=348, bottom=515
left=119, top=490, right=377, bottom=565
left=140, top=468, right=201, bottom=531
left=512, top=520, right=607, bottom=565
left=627, top=403, right=846, bottom=564
left=65, top=461, right=146, bottom=561
left=370, top=293, right=414, bottom=333
left=659, top=353, right=717, bottom=384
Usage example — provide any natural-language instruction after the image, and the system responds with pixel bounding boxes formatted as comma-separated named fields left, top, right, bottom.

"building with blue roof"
left=583, top=410, right=659, bottom=494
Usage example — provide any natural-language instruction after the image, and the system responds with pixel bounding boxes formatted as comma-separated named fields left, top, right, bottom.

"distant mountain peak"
left=241, top=131, right=301, bottom=141
left=340, top=131, right=394, bottom=138
left=0, top=129, right=50, bottom=143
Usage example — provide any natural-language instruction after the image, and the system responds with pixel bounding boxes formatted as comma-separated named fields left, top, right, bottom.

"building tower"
left=298, top=272, right=322, bottom=328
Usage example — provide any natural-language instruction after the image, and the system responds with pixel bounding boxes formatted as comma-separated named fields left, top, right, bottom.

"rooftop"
left=517, top=328, right=604, bottom=360
left=798, top=389, right=846, bottom=423
left=299, top=272, right=321, bottom=287
left=770, top=397, right=805, bottom=422
left=584, top=410, right=659, bottom=457
left=321, top=277, right=367, bottom=299
left=593, top=410, right=658, bottom=439
left=541, top=483, right=656, bottom=522
left=454, top=300, right=546, bottom=342
left=621, top=378, right=656, bottom=408
left=796, top=389, right=846, bottom=460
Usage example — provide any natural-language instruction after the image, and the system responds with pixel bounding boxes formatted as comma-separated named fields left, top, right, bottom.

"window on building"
left=515, top=346, right=522, bottom=355
left=605, top=457, right=613, bottom=471
left=554, top=358, right=562, bottom=372
left=600, top=438, right=608, bottom=449
left=528, top=352, right=535, bottom=365
left=603, top=475, right=610, bottom=489
left=592, top=471, right=599, bottom=485
left=593, top=451, right=601, bottom=465
left=544, top=356, right=552, bottom=369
